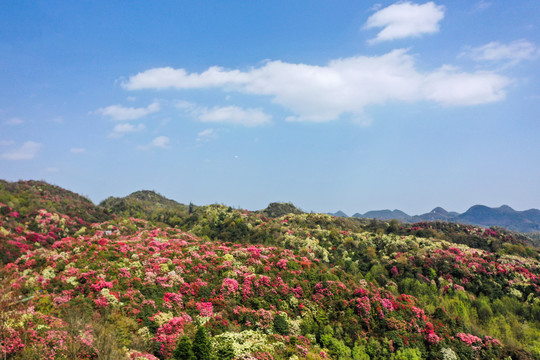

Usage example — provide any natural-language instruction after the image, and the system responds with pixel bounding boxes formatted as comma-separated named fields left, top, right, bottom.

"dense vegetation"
left=1, top=180, right=540, bottom=359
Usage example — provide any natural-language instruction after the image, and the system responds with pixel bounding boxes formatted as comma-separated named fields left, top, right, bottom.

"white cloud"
left=422, top=65, right=508, bottom=105
left=125, top=49, right=509, bottom=123
left=364, top=1, right=445, bottom=43
left=4, top=117, right=24, bottom=125
left=124, top=67, right=249, bottom=90
left=197, top=106, right=271, bottom=126
left=70, top=147, right=86, bottom=154
left=463, top=40, right=539, bottom=65
left=151, top=136, right=170, bottom=148
left=109, top=123, right=146, bottom=138
left=177, top=102, right=271, bottom=126
left=0, top=140, right=15, bottom=146
left=98, top=101, right=160, bottom=121
left=1, top=141, right=41, bottom=160
left=197, top=128, right=218, bottom=142
left=45, top=167, right=59, bottom=173
left=138, top=136, right=170, bottom=150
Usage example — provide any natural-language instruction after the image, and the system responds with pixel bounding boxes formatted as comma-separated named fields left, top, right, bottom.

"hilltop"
left=100, top=189, right=189, bottom=222
left=0, top=179, right=110, bottom=223
left=258, top=202, right=304, bottom=218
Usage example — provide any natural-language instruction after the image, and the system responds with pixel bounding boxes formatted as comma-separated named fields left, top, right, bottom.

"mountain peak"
left=430, top=207, right=448, bottom=214
left=499, top=205, right=515, bottom=212
left=329, top=210, right=348, bottom=217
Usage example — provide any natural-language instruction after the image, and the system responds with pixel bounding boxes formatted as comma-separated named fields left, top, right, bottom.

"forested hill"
left=0, top=179, right=111, bottom=223
left=99, top=189, right=189, bottom=221
left=2, top=180, right=540, bottom=359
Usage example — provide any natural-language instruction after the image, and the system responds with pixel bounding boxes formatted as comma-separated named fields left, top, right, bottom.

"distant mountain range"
left=329, top=205, right=540, bottom=233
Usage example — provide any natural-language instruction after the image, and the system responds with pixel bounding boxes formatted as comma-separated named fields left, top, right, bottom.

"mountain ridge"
left=333, top=205, right=540, bottom=233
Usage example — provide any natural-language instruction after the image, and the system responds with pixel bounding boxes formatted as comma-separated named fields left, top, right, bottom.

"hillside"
left=0, top=179, right=110, bottom=223
left=1, top=181, right=540, bottom=359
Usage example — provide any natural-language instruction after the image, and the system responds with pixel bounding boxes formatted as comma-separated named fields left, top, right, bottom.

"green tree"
left=215, top=340, right=235, bottom=360
left=174, top=336, right=195, bottom=360
left=192, top=326, right=211, bottom=360
left=273, top=314, right=290, bottom=335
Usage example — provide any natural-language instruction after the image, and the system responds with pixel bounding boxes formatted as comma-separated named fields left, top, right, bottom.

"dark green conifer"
left=273, top=313, right=289, bottom=335
left=192, top=326, right=211, bottom=360
left=173, top=336, right=195, bottom=360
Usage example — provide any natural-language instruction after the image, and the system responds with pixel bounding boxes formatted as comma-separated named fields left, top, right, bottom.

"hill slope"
left=0, top=179, right=110, bottom=223
left=2, top=181, right=540, bottom=359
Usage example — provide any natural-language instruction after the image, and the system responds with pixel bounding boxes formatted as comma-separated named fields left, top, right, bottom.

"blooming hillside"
left=1, top=182, right=540, bottom=359
left=0, top=180, right=111, bottom=224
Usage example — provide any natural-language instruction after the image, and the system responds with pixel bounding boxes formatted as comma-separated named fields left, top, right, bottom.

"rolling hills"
left=1, top=179, right=540, bottom=359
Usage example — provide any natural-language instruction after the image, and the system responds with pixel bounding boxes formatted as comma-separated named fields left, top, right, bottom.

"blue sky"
left=1, top=1, right=539, bottom=215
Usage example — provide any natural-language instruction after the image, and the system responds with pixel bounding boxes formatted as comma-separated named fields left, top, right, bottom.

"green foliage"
left=474, top=297, right=493, bottom=323
left=214, top=340, right=235, bottom=360
left=365, top=338, right=390, bottom=359
left=320, top=334, right=352, bottom=359
left=192, top=327, right=211, bottom=360
left=273, top=314, right=290, bottom=335
left=35, top=295, right=54, bottom=315
left=351, top=343, right=370, bottom=360
left=392, top=348, right=422, bottom=360
left=174, top=336, right=196, bottom=360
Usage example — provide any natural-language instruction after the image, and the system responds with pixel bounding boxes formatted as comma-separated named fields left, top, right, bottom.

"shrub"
left=273, top=314, right=289, bottom=335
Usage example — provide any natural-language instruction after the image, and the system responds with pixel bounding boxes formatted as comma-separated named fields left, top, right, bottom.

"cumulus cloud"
left=1, top=141, right=41, bottom=160
left=364, top=1, right=445, bottom=43
left=108, top=123, right=146, bottom=138
left=463, top=40, right=539, bottom=65
left=197, top=128, right=218, bottom=142
left=124, top=49, right=509, bottom=123
left=98, top=102, right=160, bottom=121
